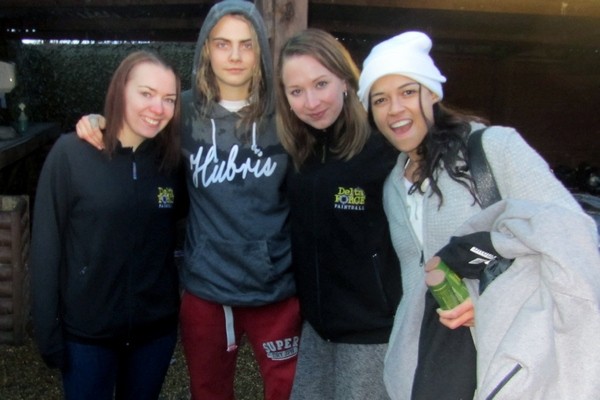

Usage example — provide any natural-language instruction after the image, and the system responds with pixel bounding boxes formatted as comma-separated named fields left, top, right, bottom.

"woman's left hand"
left=437, top=298, right=474, bottom=329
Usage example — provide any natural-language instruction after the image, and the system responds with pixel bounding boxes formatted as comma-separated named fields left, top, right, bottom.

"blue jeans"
left=61, top=330, right=177, bottom=400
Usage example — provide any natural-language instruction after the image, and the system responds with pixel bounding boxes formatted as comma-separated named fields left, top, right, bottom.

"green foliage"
left=5, top=42, right=195, bottom=132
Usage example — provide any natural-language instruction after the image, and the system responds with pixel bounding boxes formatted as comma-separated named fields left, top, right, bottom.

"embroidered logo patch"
left=334, top=186, right=366, bottom=211
left=262, top=335, right=300, bottom=361
left=157, top=187, right=175, bottom=209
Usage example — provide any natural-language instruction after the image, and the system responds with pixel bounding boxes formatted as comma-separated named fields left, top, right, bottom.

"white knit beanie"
left=357, top=31, right=447, bottom=109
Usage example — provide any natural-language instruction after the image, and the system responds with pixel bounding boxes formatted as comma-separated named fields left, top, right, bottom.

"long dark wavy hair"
left=370, top=84, right=488, bottom=206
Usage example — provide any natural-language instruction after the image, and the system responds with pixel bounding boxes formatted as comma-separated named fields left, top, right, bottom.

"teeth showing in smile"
left=143, top=117, right=159, bottom=126
left=391, top=120, right=410, bottom=129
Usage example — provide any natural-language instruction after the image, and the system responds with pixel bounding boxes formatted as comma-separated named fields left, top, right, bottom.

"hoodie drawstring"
left=210, top=118, right=218, bottom=161
left=223, top=305, right=238, bottom=352
left=211, top=119, right=262, bottom=158
left=250, top=122, right=263, bottom=157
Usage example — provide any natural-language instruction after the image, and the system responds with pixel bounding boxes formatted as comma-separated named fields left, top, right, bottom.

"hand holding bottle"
left=425, top=255, right=474, bottom=329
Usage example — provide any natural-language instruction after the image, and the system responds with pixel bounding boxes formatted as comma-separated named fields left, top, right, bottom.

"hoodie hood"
left=192, top=0, right=274, bottom=114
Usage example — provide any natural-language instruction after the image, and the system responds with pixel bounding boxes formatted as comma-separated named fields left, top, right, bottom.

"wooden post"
left=0, top=195, right=30, bottom=345
left=255, top=0, right=308, bottom=63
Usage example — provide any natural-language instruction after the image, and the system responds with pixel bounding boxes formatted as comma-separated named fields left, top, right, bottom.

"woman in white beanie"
left=359, top=31, right=596, bottom=400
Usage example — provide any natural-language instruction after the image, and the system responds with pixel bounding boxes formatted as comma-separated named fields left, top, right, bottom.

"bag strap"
left=467, top=128, right=501, bottom=208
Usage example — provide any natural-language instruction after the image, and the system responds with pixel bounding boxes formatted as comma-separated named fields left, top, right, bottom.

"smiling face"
left=369, top=74, right=439, bottom=160
left=281, top=54, right=347, bottom=131
left=119, top=62, right=177, bottom=149
left=208, top=14, right=257, bottom=101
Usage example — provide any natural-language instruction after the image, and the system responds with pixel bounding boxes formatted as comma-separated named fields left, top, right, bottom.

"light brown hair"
left=196, top=13, right=266, bottom=129
left=276, top=28, right=370, bottom=169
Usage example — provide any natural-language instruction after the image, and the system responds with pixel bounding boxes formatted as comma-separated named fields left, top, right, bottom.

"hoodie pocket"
left=186, top=234, right=290, bottom=296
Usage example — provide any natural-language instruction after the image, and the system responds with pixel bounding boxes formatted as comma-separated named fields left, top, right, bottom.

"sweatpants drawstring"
left=223, top=305, right=238, bottom=352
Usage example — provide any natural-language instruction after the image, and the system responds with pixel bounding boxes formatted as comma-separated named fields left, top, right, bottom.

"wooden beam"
left=310, top=0, right=600, bottom=18
left=314, top=18, right=599, bottom=48
left=308, top=4, right=600, bottom=48
left=2, top=0, right=213, bottom=6
left=256, top=0, right=308, bottom=64
left=4, top=0, right=600, bottom=18
left=2, top=17, right=202, bottom=32
left=5, top=0, right=599, bottom=18
left=1, top=0, right=597, bottom=46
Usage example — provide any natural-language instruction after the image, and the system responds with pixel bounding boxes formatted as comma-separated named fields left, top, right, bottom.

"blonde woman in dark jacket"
left=276, top=29, right=402, bottom=400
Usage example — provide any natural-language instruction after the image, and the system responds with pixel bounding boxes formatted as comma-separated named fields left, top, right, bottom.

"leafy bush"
left=6, top=42, right=195, bottom=132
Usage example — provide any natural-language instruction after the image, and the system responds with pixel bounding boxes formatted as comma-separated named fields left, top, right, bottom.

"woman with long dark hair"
left=359, top=31, right=600, bottom=400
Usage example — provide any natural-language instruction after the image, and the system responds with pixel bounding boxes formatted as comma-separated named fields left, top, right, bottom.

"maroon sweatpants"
left=180, top=292, right=301, bottom=400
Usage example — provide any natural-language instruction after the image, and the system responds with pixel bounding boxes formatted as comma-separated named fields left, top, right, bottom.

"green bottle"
left=425, top=269, right=461, bottom=310
left=425, top=256, right=470, bottom=303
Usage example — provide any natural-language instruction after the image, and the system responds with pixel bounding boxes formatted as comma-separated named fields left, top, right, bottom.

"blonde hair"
left=196, top=13, right=266, bottom=130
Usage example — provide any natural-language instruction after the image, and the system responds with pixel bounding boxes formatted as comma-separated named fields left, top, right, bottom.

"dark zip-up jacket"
left=288, top=130, right=402, bottom=343
left=30, top=133, right=185, bottom=363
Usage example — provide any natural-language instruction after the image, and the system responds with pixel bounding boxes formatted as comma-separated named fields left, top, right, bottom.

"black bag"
left=467, top=128, right=501, bottom=208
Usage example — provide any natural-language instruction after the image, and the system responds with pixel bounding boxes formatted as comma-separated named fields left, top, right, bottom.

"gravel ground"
left=0, top=333, right=263, bottom=400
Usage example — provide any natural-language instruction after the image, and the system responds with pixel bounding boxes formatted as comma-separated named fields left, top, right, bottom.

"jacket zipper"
left=312, top=163, right=323, bottom=326
left=127, top=152, right=138, bottom=345
left=132, top=159, right=138, bottom=180
left=372, top=253, right=393, bottom=310
left=485, top=364, right=523, bottom=400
